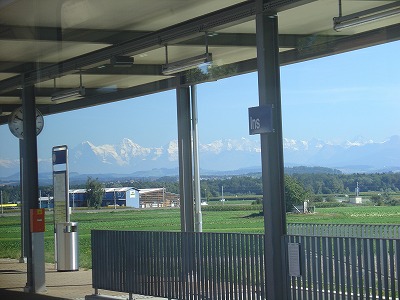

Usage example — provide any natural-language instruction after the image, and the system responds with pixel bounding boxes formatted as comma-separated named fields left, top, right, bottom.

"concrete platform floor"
left=0, top=258, right=165, bottom=300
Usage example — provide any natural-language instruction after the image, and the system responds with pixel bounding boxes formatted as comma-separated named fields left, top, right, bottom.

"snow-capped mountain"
left=1, top=136, right=400, bottom=178
left=283, top=135, right=400, bottom=171
left=68, top=137, right=263, bottom=174
left=68, top=139, right=178, bottom=174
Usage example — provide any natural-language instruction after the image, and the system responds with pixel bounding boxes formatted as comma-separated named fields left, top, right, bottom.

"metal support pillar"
left=176, top=86, right=194, bottom=233
left=256, top=2, right=288, bottom=300
left=19, top=139, right=27, bottom=263
left=191, top=85, right=202, bottom=232
left=22, top=83, right=46, bottom=293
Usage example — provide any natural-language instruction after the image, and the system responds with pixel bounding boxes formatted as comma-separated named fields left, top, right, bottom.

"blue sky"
left=0, top=40, right=399, bottom=160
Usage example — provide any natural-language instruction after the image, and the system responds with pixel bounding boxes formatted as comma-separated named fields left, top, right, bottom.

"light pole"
left=114, top=188, right=117, bottom=210
left=1, top=190, right=3, bottom=215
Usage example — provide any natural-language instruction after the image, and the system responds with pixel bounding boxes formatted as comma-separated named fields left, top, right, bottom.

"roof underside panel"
left=0, top=0, right=399, bottom=124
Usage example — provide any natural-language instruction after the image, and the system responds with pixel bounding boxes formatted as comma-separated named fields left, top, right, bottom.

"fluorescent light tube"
left=333, top=2, right=400, bottom=31
left=162, top=53, right=212, bottom=75
left=51, top=86, right=85, bottom=102
left=110, top=56, right=134, bottom=67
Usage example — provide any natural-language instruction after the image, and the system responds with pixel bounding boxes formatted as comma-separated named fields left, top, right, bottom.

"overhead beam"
left=0, top=25, right=151, bottom=44
left=0, top=87, right=126, bottom=98
left=279, top=22, right=400, bottom=65
left=181, top=33, right=342, bottom=48
left=0, top=62, right=163, bottom=76
left=82, top=64, right=163, bottom=76
left=1, top=23, right=336, bottom=50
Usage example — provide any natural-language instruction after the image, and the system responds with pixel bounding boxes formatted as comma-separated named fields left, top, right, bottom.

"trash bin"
left=56, top=222, right=79, bottom=271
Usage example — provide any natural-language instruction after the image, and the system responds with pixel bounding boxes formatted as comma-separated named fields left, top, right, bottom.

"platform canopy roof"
left=0, top=0, right=399, bottom=125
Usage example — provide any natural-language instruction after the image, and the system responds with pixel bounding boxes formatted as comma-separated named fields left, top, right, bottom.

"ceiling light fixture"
left=333, top=1, right=400, bottom=31
left=51, top=86, right=85, bottom=102
left=162, top=53, right=212, bottom=75
left=162, top=32, right=213, bottom=75
left=51, top=71, right=85, bottom=102
left=110, top=55, right=134, bottom=67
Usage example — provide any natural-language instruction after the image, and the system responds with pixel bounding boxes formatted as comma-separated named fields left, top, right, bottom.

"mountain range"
left=1, top=135, right=400, bottom=181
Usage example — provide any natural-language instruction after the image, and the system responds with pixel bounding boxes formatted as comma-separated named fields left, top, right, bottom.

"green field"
left=1, top=205, right=400, bottom=268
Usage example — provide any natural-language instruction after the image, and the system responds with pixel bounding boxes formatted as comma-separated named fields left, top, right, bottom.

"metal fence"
left=287, top=223, right=400, bottom=239
left=286, top=235, right=400, bottom=300
left=91, top=229, right=400, bottom=299
left=91, top=230, right=265, bottom=299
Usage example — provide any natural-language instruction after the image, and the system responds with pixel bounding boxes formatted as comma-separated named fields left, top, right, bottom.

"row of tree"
left=2, top=172, right=400, bottom=209
left=127, top=172, right=400, bottom=198
left=291, top=172, right=400, bottom=195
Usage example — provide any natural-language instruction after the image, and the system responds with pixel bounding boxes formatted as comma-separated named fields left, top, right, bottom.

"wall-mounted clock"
left=8, top=106, right=44, bottom=139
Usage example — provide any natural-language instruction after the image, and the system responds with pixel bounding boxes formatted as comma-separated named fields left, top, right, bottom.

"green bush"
left=252, top=198, right=262, bottom=205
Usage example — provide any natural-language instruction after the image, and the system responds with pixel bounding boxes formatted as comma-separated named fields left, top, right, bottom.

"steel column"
left=21, top=82, right=45, bottom=293
left=19, top=139, right=27, bottom=263
left=191, top=85, right=202, bottom=232
left=176, top=86, right=194, bottom=233
left=256, top=2, right=288, bottom=299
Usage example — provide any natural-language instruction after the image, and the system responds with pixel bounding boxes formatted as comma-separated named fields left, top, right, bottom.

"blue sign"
left=52, top=149, right=67, bottom=165
left=248, top=105, right=273, bottom=135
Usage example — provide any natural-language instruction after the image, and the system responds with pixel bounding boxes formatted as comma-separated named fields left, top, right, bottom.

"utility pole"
left=1, top=190, right=3, bottom=215
left=114, top=189, right=117, bottom=210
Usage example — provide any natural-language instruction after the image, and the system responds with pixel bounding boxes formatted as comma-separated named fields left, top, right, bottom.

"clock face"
left=8, top=106, right=44, bottom=139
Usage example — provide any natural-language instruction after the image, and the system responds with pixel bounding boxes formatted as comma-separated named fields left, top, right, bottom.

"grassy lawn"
left=288, top=205, right=400, bottom=224
left=1, top=205, right=400, bottom=268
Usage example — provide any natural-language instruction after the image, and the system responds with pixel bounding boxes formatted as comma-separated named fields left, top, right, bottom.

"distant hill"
left=284, top=166, right=342, bottom=175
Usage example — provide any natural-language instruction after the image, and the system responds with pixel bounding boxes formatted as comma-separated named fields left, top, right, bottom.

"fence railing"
left=288, top=223, right=400, bottom=239
left=91, top=230, right=265, bottom=299
left=286, top=235, right=400, bottom=300
left=91, top=229, right=400, bottom=299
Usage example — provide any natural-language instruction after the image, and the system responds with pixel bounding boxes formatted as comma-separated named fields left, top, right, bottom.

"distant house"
left=350, top=196, right=363, bottom=204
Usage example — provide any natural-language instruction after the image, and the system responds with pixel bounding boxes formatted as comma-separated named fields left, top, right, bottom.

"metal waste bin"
left=56, top=222, right=79, bottom=271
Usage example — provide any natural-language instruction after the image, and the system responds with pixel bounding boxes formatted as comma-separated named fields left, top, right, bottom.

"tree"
left=85, top=177, right=104, bottom=209
left=325, top=195, right=336, bottom=202
left=370, top=194, right=383, bottom=206
left=311, top=194, right=324, bottom=203
left=285, top=175, right=310, bottom=212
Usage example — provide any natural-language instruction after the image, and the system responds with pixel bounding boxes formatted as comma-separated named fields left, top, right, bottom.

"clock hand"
left=15, top=116, right=23, bottom=121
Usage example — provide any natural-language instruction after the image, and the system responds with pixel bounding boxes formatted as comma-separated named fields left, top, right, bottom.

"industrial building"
left=67, top=187, right=179, bottom=209
left=139, top=188, right=180, bottom=208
